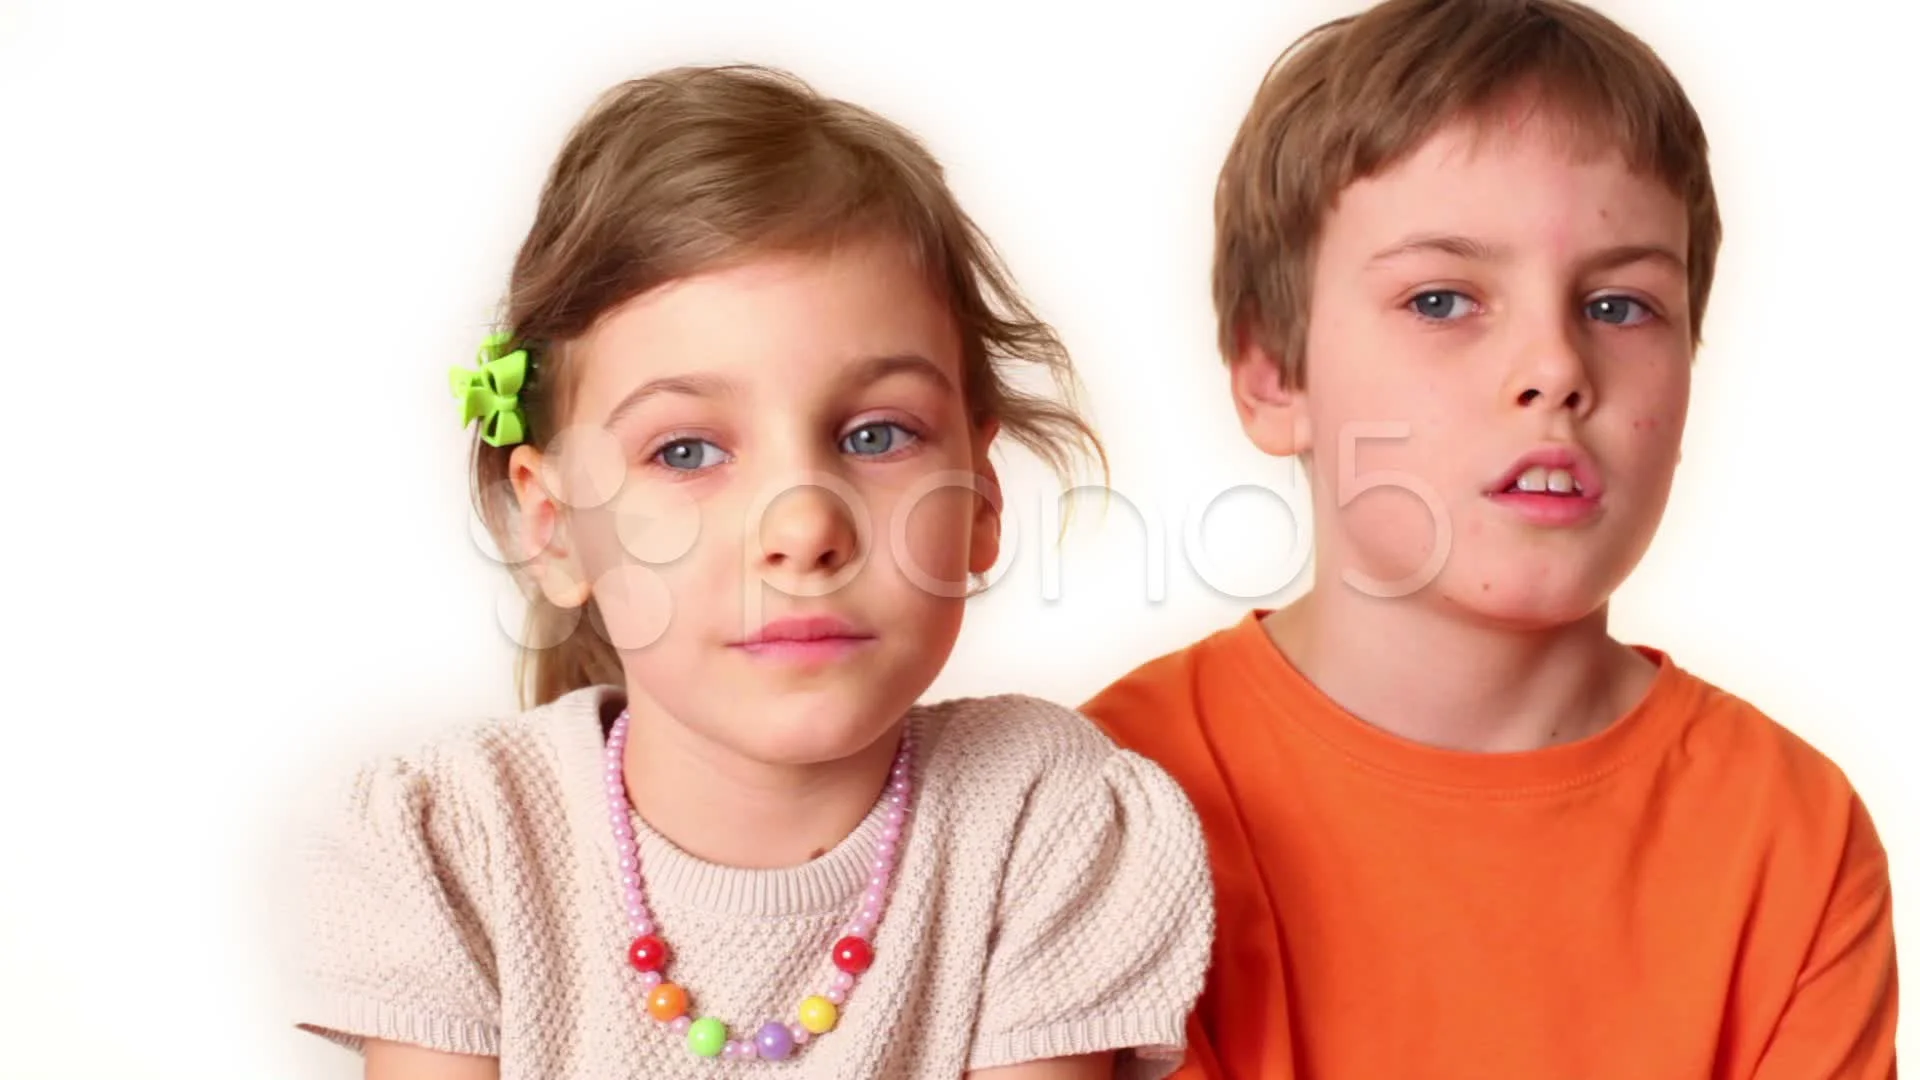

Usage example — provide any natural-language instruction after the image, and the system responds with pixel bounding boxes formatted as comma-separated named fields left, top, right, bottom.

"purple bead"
left=755, top=1020, right=795, bottom=1060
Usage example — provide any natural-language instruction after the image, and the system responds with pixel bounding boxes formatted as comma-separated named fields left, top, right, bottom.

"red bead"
left=628, top=934, right=668, bottom=973
left=831, top=935, right=873, bottom=975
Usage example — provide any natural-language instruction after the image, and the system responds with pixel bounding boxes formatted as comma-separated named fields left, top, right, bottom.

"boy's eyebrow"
left=1368, top=233, right=1687, bottom=275
left=1369, top=233, right=1504, bottom=264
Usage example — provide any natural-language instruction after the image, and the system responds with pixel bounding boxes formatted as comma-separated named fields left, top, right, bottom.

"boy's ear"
left=507, top=445, right=592, bottom=609
left=968, top=420, right=1003, bottom=577
left=1230, top=326, right=1313, bottom=458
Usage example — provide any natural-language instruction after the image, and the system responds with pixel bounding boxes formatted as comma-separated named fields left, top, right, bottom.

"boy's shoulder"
left=1078, top=614, right=1262, bottom=762
left=1657, top=659, right=1874, bottom=828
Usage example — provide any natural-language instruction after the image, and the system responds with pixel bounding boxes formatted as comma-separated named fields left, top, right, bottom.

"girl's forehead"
left=568, top=245, right=966, bottom=419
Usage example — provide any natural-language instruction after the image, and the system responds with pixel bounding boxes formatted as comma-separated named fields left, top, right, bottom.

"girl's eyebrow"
left=602, top=354, right=955, bottom=430
left=841, top=353, right=955, bottom=395
left=603, top=373, right=731, bottom=429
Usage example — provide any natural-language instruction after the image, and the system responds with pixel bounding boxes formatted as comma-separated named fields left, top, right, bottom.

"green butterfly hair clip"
left=450, top=331, right=530, bottom=447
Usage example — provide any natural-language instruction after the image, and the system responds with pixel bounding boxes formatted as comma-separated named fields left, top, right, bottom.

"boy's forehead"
left=1327, top=107, right=1687, bottom=255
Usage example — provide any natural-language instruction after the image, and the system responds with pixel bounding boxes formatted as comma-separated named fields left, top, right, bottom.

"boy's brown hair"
left=470, top=64, right=1104, bottom=708
left=1215, top=0, right=1721, bottom=386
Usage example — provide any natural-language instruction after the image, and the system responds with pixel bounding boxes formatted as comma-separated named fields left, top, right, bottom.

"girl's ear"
left=967, top=420, right=1003, bottom=577
left=508, top=444, right=592, bottom=608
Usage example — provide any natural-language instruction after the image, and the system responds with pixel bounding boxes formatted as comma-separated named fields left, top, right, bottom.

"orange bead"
left=647, top=982, right=688, bottom=1022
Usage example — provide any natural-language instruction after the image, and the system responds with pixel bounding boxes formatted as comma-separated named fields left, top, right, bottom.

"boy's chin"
left=1432, top=572, right=1618, bottom=633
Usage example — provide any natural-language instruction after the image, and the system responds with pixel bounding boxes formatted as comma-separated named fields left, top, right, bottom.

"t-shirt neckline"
left=1216, top=610, right=1700, bottom=796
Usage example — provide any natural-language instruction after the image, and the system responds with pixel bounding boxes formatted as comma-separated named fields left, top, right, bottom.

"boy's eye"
left=1409, top=290, right=1475, bottom=320
left=655, top=438, right=729, bottom=471
left=1585, top=295, right=1652, bottom=326
left=841, top=421, right=915, bottom=456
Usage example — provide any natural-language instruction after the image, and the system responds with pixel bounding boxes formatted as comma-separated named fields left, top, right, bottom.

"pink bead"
left=833, top=971, right=856, bottom=991
left=881, top=824, right=901, bottom=843
left=862, top=888, right=884, bottom=908
left=875, top=839, right=897, bottom=860
left=637, top=971, right=662, bottom=989
left=867, top=872, right=888, bottom=891
left=670, top=1016, right=692, bottom=1035
left=826, top=988, right=846, bottom=1005
left=632, top=919, right=654, bottom=938
left=623, top=873, right=640, bottom=888
left=847, top=917, right=875, bottom=938
left=723, top=1042, right=740, bottom=1060
left=620, top=855, right=636, bottom=872
left=789, top=1024, right=810, bottom=1045
left=739, top=1040, right=758, bottom=1059
left=885, top=808, right=905, bottom=826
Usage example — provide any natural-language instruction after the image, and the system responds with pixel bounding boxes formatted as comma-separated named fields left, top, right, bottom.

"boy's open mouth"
left=1503, top=466, right=1584, bottom=496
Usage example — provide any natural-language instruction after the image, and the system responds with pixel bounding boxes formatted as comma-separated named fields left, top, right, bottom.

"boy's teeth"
left=1512, top=466, right=1582, bottom=495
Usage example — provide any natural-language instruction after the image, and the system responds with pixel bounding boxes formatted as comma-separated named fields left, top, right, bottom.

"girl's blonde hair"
left=467, top=64, right=1105, bottom=709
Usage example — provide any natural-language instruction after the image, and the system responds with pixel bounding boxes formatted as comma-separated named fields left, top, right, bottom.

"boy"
left=1082, top=0, right=1899, bottom=1076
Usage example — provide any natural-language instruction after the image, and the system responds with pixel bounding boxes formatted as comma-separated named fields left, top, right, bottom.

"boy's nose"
left=1515, top=384, right=1585, bottom=411
left=1505, top=329, right=1595, bottom=417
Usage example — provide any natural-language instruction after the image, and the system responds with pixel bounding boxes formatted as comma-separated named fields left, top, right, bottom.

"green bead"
left=686, top=1016, right=727, bottom=1058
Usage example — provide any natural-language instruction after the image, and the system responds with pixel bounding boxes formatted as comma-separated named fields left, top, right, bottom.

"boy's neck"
left=616, top=696, right=901, bottom=870
left=1263, top=588, right=1658, bottom=754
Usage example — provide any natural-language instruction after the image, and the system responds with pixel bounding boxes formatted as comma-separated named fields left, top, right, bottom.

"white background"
left=2, top=0, right=1914, bottom=1075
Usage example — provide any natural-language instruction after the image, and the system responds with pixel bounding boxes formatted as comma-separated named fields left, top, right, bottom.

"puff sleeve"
left=966, top=747, right=1216, bottom=1079
left=289, top=751, right=502, bottom=1058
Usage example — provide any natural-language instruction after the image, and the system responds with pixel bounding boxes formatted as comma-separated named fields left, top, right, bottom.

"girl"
left=290, top=64, right=1213, bottom=1079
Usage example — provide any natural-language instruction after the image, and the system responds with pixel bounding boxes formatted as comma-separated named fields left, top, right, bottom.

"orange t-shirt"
left=1082, top=611, right=1898, bottom=1079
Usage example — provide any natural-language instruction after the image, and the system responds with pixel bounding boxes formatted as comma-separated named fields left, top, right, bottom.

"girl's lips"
left=732, top=616, right=876, bottom=663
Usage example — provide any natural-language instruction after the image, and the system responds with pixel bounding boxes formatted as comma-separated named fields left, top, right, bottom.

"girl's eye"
left=1586, top=295, right=1652, bottom=326
left=654, top=438, right=729, bottom=471
left=840, top=421, right=917, bottom=457
left=1409, top=290, right=1476, bottom=321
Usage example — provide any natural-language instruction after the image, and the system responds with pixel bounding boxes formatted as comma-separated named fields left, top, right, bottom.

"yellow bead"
left=798, top=995, right=838, bottom=1035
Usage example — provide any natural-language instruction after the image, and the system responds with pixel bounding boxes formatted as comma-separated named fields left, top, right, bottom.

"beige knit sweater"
left=289, top=686, right=1214, bottom=1078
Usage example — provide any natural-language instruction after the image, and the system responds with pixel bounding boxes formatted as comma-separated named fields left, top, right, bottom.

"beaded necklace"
left=603, top=709, right=915, bottom=1062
